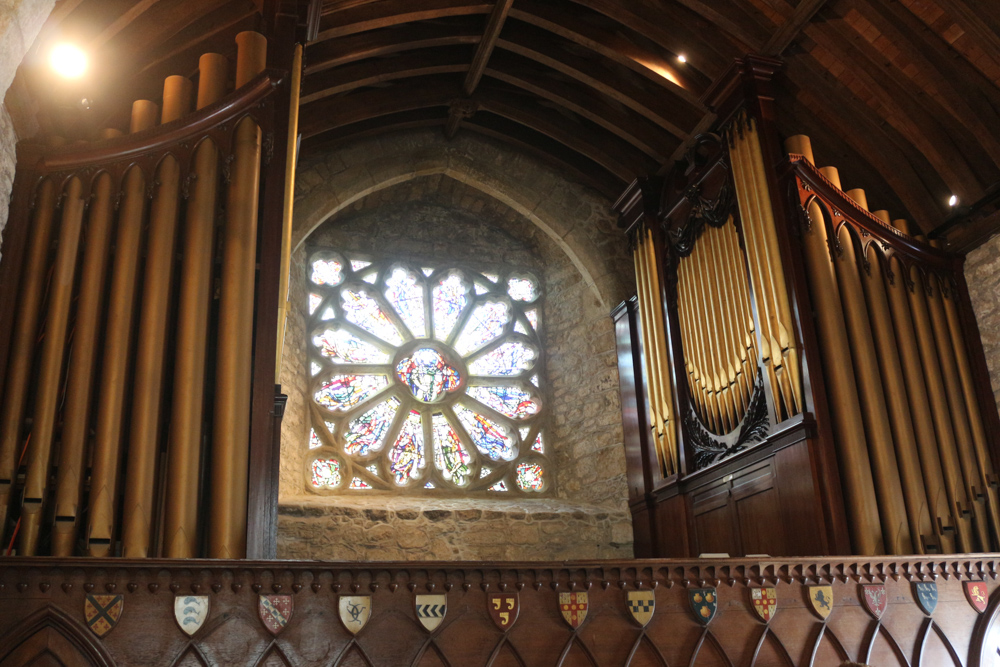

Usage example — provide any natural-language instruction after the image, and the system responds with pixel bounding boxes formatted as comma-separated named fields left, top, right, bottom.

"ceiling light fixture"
left=948, top=194, right=958, bottom=207
left=677, top=54, right=687, bottom=63
left=50, top=43, right=87, bottom=79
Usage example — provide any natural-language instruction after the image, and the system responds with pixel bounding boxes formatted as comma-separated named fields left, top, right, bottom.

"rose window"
left=306, top=251, right=548, bottom=495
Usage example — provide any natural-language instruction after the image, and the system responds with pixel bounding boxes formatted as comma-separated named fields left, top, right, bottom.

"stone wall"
left=0, top=0, right=53, bottom=258
left=279, top=130, right=635, bottom=561
left=965, top=234, right=1000, bottom=413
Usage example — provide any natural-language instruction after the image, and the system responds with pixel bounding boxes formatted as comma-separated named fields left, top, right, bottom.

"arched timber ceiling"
left=15, top=0, right=1000, bottom=231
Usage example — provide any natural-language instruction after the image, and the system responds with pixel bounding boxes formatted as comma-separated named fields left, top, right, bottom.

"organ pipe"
left=18, top=177, right=87, bottom=555
left=163, top=54, right=228, bottom=558
left=120, top=76, right=191, bottom=557
left=210, top=31, right=266, bottom=558
left=50, top=172, right=116, bottom=556
left=276, top=43, right=303, bottom=378
left=0, top=179, right=57, bottom=533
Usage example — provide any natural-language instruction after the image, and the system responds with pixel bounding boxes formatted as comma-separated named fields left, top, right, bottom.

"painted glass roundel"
left=306, top=253, right=548, bottom=495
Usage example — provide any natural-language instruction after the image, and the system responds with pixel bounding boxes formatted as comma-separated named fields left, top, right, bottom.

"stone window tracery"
left=305, top=250, right=550, bottom=495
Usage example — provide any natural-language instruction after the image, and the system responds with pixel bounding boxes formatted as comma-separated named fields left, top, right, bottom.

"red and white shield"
left=258, top=595, right=293, bottom=635
left=750, top=587, right=777, bottom=623
left=965, top=581, right=989, bottom=614
left=861, top=584, right=887, bottom=620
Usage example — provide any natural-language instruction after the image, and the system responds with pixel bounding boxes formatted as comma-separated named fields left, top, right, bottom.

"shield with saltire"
left=750, top=587, right=777, bottom=623
left=912, top=582, right=938, bottom=616
left=258, top=595, right=293, bottom=636
left=627, top=590, right=655, bottom=627
left=84, top=594, right=123, bottom=637
left=339, top=595, right=372, bottom=634
left=174, top=595, right=209, bottom=636
left=415, top=594, right=447, bottom=632
left=808, top=585, right=834, bottom=620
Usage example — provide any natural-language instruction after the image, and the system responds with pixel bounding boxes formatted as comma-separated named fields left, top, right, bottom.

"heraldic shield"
left=965, top=581, right=989, bottom=614
left=488, top=593, right=519, bottom=631
left=559, top=592, right=589, bottom=629
left=689, top=588, right=717, bottom=625
left=258, top=595, right=293, bottom=636
left=750, top=587, right=777, bottom=623
left=861, top=584, right=887, bottom=620
left=627, top=591, right=655, bottom=627
left=912, top=582, right=938, bottom=616
left=808, top=585, right=833, bottom=620
left=85, top=594, right=123, bottom=637
left=415, top=594, right=447, bottom=632
left=340, top=595, right=372, bottom=634
left=174, top=595, right=210, bottom=636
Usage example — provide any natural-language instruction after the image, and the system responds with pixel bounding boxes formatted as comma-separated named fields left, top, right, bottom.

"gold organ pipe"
left=643, top=230, right=677, bottom=474
left=925, top=275, right=994, bottom=549
left=701, top=234, right=736, bottom=429
left=51, top=173, right=115, bottom=556
left=0, top=179, right=57, bottom=530
left=682, top=256, right=716, bottom=430
left=675, top=260, right=703, bottom=420
left=690, top=243, right=726, bottom=430
left=710, top=226, right=747, bottom=415
left=907, top=266, right=975, bottom=551
left=735, top=120, right=801, bottom=415
left=18, top=177, right=86, bottom=555
left=276, top=43, right=303, bottom=378
left=860, top=242, right=935, bottom=552
left=723, top=222, right=756, bottom=402
left=941, top=287, right=1000, bottom=546
left=633, top=238, right=663, bottom=470
left=731, top=133, right=783, bottom=416
left=883, top=255, right=955, bottom=552
left=163, top=55, right=228, bottom=559
left=211, top=32, right=266, bottom=557
left=785, top=134, right=815, bottom=164
left=832, top=221, right=911, bottom=553
left=87, top=102, right=155, bottom=556
left=802, top=198, right=883, bottom=554
left=121, top=76, right=188, bottom=556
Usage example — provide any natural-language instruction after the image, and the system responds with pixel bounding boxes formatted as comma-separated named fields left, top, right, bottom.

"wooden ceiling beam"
left=463, top=0, right=513, bottom=95
left=300, top=45, right=472, bottom=104
left=803, top=11, right=989, bottom=200
left=509, top=2, right=706, bottom=104
left=847, top=0, right=1000, bottom=165
left=304, top=18, right=481, bottom=74
left=315, top=0, right=490, bottom=41
left=658, top=0, right=766, bottom=52
left=565, top=0, right=741, bottom=77
left=485, top=50, right=678, bottom=162
left=928, top=0, right=1000, bottom=73
left=474, top=86, right=658, bottom=181
left=762, top=0, right=827, bottom=56
left=496, top=22, right=701, bottom=139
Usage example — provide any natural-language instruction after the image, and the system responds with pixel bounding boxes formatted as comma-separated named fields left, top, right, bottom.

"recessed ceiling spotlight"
left=677, top=54, right=687, bottom=63
left=948, top=194, right=958, bottom=207
left=50, top=43, right=87, bottom=79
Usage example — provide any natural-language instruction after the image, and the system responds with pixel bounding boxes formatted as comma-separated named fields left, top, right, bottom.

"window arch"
left=304, top=250, right=550, bottom=496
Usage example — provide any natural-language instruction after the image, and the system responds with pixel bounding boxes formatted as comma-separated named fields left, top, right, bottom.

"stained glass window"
left=312, top=459, right=342, bottom=488
left=314, top=328, right=391, bottom=364
left=306, top=253, right=548, bottom=495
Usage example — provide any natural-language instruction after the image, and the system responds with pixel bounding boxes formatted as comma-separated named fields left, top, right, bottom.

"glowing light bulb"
left=677, top=54, right=687, bottom=63
left=50, top=43, right=87, bottom=79
left=948, top=194, right=958, bottom=207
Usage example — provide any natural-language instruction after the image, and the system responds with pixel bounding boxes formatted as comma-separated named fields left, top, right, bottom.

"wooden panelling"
left=0, top=556, right=996, bottom=666
left=651, top=491, right=690, bottom=558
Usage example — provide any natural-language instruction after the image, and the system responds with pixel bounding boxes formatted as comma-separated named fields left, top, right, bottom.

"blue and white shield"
left=174, top=595, right=210, bottom=636
left=415, top=594, right=447, bottom=632
left=913, top=582, right=938, bottom=616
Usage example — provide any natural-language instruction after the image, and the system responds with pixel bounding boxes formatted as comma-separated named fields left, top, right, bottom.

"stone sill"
left=278, top=495, right=630, bottom=522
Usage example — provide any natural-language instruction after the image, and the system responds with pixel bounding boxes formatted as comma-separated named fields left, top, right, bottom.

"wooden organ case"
left=615, top=56, right=1000, bottom=558
left=0, top=5, right=308, bottom=560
